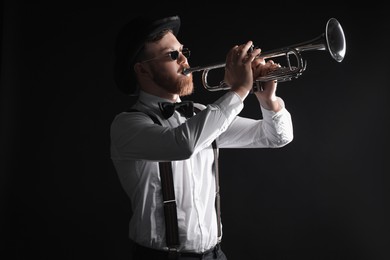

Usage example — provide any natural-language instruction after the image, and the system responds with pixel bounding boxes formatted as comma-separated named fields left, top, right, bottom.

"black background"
left=1, top=2, right=389, bottom=260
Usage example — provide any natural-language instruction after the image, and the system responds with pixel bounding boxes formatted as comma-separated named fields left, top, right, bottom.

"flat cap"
left=114, top=14, right=181, bottom=95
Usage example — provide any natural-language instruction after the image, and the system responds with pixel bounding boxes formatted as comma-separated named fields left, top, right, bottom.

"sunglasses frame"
left=140, top=48, right=190, bottom=63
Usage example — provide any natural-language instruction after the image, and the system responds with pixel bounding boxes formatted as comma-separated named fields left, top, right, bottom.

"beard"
left=152, top=67, right=194, bottom=96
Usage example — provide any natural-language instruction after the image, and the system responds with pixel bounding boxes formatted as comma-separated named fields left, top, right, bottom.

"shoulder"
left=193, top=102, right=207, bottom=112
left=112, top=109, right=160, bottom=127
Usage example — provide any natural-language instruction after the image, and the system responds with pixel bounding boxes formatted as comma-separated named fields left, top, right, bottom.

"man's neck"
left=140, top=87, right=179, bottom=102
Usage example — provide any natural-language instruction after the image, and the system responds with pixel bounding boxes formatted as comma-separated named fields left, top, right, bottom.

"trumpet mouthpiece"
left=182, top=68, right=190, bottom=75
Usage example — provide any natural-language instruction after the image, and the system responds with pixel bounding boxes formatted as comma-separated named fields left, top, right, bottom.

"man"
left=110, top=13, right=293, bottom=259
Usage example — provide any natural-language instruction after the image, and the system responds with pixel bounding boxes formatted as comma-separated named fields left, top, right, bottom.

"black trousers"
left=132, top=243, right=227, bottom=260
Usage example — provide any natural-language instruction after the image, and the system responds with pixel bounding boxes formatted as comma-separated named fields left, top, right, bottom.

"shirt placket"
left=171, top=113, right=206, bottom=252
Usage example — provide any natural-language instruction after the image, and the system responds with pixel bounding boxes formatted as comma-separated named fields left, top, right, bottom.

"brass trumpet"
left=182, top=18, right=346, bottom=91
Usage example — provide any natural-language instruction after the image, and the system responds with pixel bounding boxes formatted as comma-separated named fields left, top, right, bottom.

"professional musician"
left=110, top=13, right=294, bottom=260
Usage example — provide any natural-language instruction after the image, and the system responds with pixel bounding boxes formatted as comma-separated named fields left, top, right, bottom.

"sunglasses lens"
left=182, top=49, right=190, bottom=58
left=170, top=50, right=179, bottom=60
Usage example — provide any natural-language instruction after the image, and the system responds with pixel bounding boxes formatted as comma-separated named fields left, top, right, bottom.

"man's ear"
left=134, top=62, right=149, bottom=77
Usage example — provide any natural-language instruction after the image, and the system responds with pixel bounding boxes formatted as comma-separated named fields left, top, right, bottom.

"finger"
left=233, top=41, right=252, bottom=59
left=254, top=55, right=265, bottom=64
left=243, top=42, right=262, bottom=64
left=226, top=45, right=239, bottom=66
left=248, top=48, right=261, bottom=63
left=251, top=57, right=262, bottom=69
left=241, top=41, right=253, bottom=56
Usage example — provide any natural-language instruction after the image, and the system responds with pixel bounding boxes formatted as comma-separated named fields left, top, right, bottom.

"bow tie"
left=158, top=101, right=194, bottom=119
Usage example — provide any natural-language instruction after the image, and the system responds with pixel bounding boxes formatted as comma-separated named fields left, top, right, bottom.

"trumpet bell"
left=326, top=17, right=346, bottom=62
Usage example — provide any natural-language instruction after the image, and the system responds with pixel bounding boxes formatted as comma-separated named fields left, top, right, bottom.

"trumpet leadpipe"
left=182, top=62, right=226, bottom=76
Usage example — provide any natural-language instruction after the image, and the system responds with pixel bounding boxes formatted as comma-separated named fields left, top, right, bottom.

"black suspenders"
left=127, top=108, right=221, bottom=252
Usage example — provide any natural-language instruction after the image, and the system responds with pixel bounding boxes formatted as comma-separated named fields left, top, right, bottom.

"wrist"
left=221, top=81, right=250, bottom=101
left=260, top=97, right=281, bottom=112
left=232, top=87, right=250, bottom=100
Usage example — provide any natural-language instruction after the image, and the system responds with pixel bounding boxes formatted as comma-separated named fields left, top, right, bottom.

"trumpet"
left=182, top=18, right=346, bottom=91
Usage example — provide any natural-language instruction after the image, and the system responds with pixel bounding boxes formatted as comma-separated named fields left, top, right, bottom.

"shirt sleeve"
left=216, top=97, right=294, bottom=148
left=110, top=91, right=244, bottom=161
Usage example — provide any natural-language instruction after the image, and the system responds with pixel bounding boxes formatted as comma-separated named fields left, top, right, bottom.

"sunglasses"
left=141, top=48, right=191, bottom=63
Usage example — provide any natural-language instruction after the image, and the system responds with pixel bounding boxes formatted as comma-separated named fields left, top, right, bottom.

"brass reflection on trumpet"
left=182, top=18, right=346, bottom=92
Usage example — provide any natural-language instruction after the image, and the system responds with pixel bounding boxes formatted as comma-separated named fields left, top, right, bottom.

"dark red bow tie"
left=158, top=101, right=194, bottom=119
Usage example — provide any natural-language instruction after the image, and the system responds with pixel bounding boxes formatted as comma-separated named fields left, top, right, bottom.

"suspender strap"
left=159, top=162, right=180, bottom=248
left=212, top=140, right=222, bottom=238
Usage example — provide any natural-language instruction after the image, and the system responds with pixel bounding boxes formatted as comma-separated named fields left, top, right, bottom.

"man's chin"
left=177, top=84, right=193, bottom=96
left=178, top=76, right=194, bottom=96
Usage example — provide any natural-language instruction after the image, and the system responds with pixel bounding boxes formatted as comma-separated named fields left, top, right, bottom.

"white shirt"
left=110, top=90, right=293, bottom=253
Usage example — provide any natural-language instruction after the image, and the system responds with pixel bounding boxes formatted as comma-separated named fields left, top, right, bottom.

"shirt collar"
left=138, top=90, right=182, bottom=110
